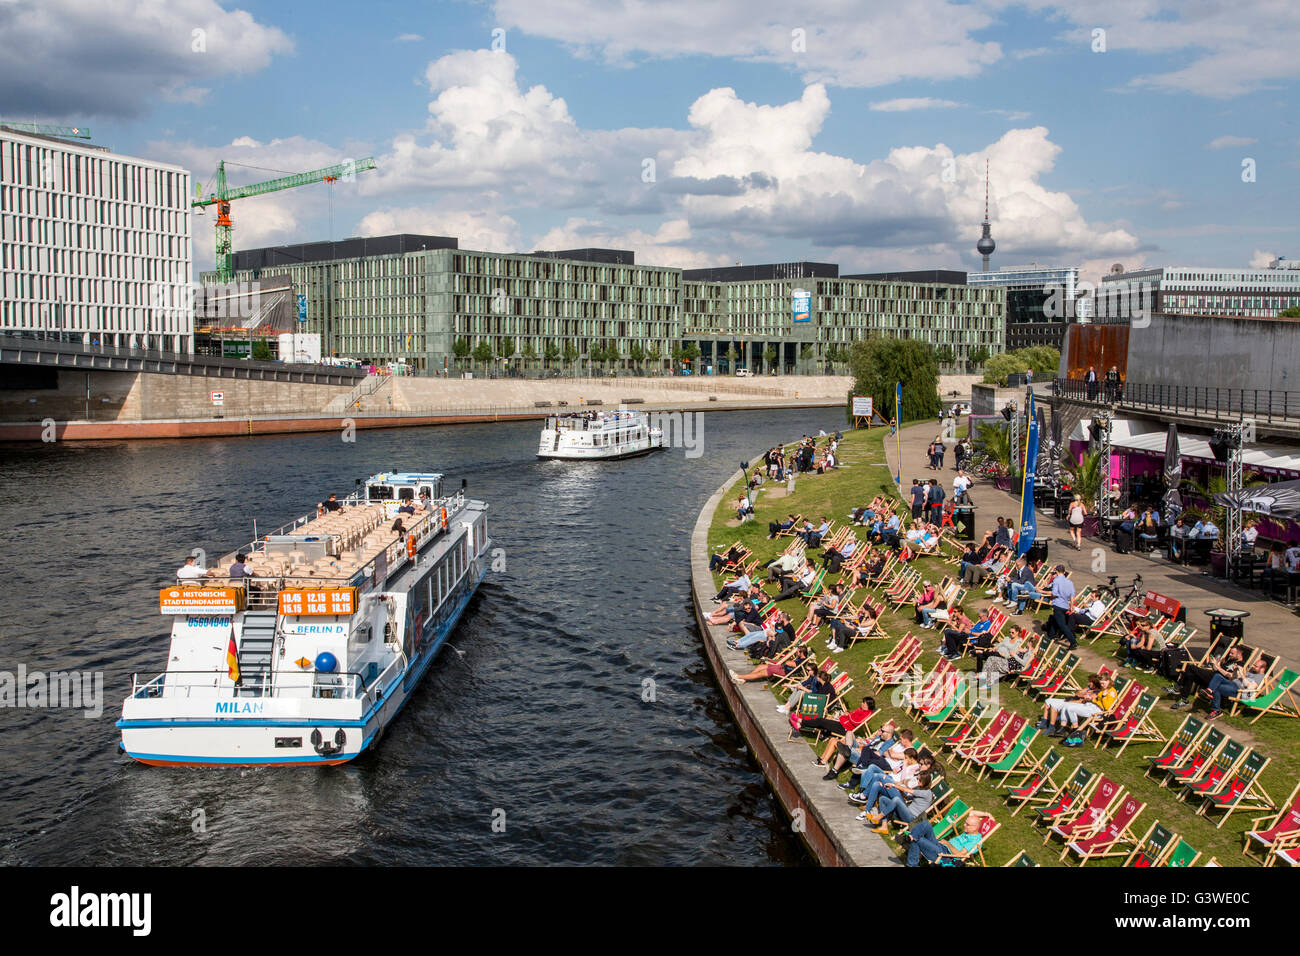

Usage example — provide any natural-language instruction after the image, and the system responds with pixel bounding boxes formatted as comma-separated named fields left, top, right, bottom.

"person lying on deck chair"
left=1037, top=673, right=1116, bottom=738
left=803, top=697, right=878, bottom=762
left=828, top=603, right=880, bottom=653
left=852, top=748, right=923, bottom=818
left=773, top=559, right=818, bottom=601
left=978, top=626, right=1032, bottom=685
left=727, top=608, right=793, bottom=652
left=730, top=646, right=810, bottom=685
left=810, top=582, right=846, bottom=626
left=901, top=810, right=993, bottom=867
left=819, top=722, right=904, bottom=781
left=714, top=570, right=752, bottom=602
left=852, top=551, right=888, bottom=588
left=709, top=543, right=745, bottom=572
left=767, top=514, right=798, bottom=539
left=777, top=664, right=835, bottom=716
left=766, top=550, right=802, bottom=586
left=705, top=590, right=760, bottom=626
left=821, top=536, right=857, bottom=572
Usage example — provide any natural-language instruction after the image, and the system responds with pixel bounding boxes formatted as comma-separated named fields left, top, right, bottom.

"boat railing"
left=130, top=669, right=379, bottom=703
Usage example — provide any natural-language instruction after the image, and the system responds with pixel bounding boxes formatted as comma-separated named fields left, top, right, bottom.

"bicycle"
left=1096, top=573, right=1143, bottom=604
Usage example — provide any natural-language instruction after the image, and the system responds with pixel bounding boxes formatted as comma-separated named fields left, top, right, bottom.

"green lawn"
left=707, top=426, right=1297, bottom=867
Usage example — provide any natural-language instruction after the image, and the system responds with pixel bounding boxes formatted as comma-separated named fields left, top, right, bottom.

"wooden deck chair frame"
left=1061, top=793, right=1145, bottom=865
left=1044, top=774, right=1124, bottom=844
left=1123, top=820, right=1177, bottom=867
left=1177, top=738, right=1246, bottom=804
left=1144, top=714, right=1208, bottom=779
left=1196, top=749, right=1275, bottom=828
left=1157, top=726, right=1228, bottom=789
left=1243, top=779, right=1300, bottom=866
left=1230, top=668, right=1300, bottom=724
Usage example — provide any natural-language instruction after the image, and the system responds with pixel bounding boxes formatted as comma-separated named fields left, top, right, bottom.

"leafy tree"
left=589, top=344, right=605, bottom=369
left=1281, top=306, right=1300, bottom=318
left=471, top=340, right=493, bottom=369
left=670, top=345, right=685, bottom=365
left=846, top=335, right=940, bottom=424
left=763, top=346, right=778, bottom=373
left=543, top=341, right=560, bottom=370
left=726, top=345, right=738, bottom=369
left=682, top=342, right=701, bottom=365
left=562, top=342, right=579, bottom=375
left=976, top=421, right=1016, bottom=479
left=628, top=343, right=645, bottom=371
left=968, top=345, right=991, bottom=370
left=934, top=345, right=956, bottom=367
left=799, top=344, right=814, bottom=372
left=452, top=337, right=471, bottom=369
left=499, top=337, right=517, bottom=366
left=646, top=344, right=662, bottom=373
left=522, top=341, right=537, bottom=370
left=982, top=351, right=1027, bottom=385
left=251, top=337, right=273, bottom=361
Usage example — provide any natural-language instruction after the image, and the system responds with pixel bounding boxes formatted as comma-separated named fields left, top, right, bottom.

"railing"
left=1052, top=378, right=1300, bottom=424
left=130, top=668, right=380, bottom=703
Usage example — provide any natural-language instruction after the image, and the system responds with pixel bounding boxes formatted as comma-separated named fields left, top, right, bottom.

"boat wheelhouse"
left=118, top=472, right=490, bottom=766
left=537, top=409, right=664, bottom=460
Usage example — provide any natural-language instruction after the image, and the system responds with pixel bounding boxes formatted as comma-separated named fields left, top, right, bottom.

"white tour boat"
left=118, top=472, right=490, bottom=766
left=537, top=408, right=664, bottom=460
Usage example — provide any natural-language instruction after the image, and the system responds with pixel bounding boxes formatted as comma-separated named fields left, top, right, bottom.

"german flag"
left=226, top=635, right=241, bottom=684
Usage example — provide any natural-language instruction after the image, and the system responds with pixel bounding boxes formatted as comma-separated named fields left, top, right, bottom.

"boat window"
left=398, top=486, right=415, bottom=501
left=368, top=484, right=393, bottom=500
left=420, top=486, right=432, bottom=500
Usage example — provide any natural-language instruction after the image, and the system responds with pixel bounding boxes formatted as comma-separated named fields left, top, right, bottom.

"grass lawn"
left=707, top=425, right=1298, bottom=867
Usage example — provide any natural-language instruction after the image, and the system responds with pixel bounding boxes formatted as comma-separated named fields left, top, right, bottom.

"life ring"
left=407, top=533, right=417, bottom=558
left=439, top=507, right=448, bottom=530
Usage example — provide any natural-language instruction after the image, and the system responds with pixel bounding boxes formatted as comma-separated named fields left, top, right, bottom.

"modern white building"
left=1098, top=261, right=1300, bottom=320
left=0, top=127, right=193, bottom=352
left=967, top=263, right=1082, bottom=351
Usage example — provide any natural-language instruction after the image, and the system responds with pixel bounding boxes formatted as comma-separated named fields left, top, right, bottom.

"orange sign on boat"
left=159, top=587, right=243, bottom=615
left=278, top=587, right=357, bottom=617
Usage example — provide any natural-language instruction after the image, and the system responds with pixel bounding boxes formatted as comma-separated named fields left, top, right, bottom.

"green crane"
left=0, top=121, right=92, bottom=139
left=193, top=157, right=378, bottom=281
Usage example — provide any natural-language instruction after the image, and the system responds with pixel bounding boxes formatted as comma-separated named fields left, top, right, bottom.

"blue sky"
left=2, top=0, right=1297, bottom=281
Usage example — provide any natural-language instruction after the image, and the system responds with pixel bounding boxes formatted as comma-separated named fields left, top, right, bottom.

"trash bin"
left=953, top=505, right=975, bottom=542
left=1205, top=609, right=1248, bottom=645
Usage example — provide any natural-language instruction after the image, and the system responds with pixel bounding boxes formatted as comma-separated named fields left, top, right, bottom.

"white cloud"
left=1250, top=249, right=1277, bottom=268
left=395, top=33, right=423, bottom=42
left=0, top=0, right=292, bottom=118
left=869, top=97, right=963, bottom=112
left=530, top=218, right=732, bottom=269
left=1205, top=135, right=1257, bottom=150
left=491, top=0, right=1001, bottom=88
left=357, top=207, right=521, bottom=252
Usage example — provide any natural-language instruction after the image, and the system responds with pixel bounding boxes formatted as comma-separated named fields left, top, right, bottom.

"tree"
left=682, top=343, right=701, bottom=367
left=846, top=335, right=940, bottom=424
left=452, top=337, right=471, bottom=369
left=726, top=345, right=738, bottom=370
left=800, top=344, right=814, bottom=373
left=499, top=337, right=517, bottom=370
left=605, top=342, right=622, bottom=373
left=934, top=345, right=956, bottom=367
left=763, top=346, right=778, bottom=374
left=562, top=342, right=579, bottom=376
left=1281, top=306, right=1300, bottom=318
left=472, top=340, right=493, bottom=370
left=589, top=344, right=606, bottom=371
left=646, top=344, right=662, bottom=373
left=670, top=345, right=685, bottom=367
left=968, top=346, right=991, bottom=370
left=825, top=344, right=841, bottom=371
left=976, top=421, right=1016, bottom=478
left=982, top=351, right=1027, bottom=386
left=522, top=341, right=538, bottom=371
left=543, top=342, right=560, bottom=370
left=252, top=337, right=273, bottom=361
left=628, top=342, right=645, bottom=372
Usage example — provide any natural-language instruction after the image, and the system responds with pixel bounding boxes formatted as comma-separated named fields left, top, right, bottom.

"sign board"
left=1144, top=591, right=1182, bottom=620
left=210, top=390, right=224, bottom=405
left=160, top=587, right=242, bottom=615
left=297, top=294, right=307, bottom=323
left=792, top=288, right=811, bottom=324
left=278, top=333, right=321, bottom=364
left=851, top=396, right=873, bottom=417
left=279, top=587, right=357, bottom=617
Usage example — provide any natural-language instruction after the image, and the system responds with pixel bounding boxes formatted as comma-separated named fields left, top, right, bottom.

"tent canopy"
left=1215, top=478, right=1300, bottom=521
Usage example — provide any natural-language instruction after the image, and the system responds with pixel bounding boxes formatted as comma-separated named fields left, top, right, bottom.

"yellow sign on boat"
left=278, top=586, right=357, bottom=617
left=295, top=657, right=312, bottom=669
left=159, top=586, right=243, bottom=615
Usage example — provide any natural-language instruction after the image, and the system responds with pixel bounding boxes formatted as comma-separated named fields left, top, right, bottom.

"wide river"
left=0, top=407, right=832, bottom=865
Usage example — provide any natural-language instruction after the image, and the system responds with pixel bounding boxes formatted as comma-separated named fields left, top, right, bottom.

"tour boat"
left=537, top=408, right=664, bottom=460
left=118, top=472, right=491, bottom=766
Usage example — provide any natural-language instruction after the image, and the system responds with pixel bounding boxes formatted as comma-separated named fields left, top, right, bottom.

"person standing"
left=910, top=479, right=927, bottom=520
left=1066, top=495, right=1086, bottom=551
left=1048, top=566, right=1077, bottom=649
left=1085, top=366, right=1099, bottom=401
left=927, top=479, right=946, bottom=526
left=952, top=469, right=971, bottom=505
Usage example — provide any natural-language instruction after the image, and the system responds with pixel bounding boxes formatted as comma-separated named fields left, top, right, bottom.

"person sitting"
left=726, top=606, right=787, bottom=650
left=765, top=550, right=802, bottom=585
left=913, top=580, right=940, bottom=626
left=810, top=582, right=846, bottom=626
left=820, top=721, right=899, bottom=780
left=901, top=809, right=993, bottom=867
left=777, top=664, right=835, bottom=716
left=228, top=553, right=251, bottom=581
left=1206, top=658, right=1268, bottom=719
left=941, top=607, right=992, bottom=659
left=735, top=494, right=754, bottom=521
left=1122, top=622, right=1158, bottom=669
left=730, top=646, right=810, bottom=685
left=842, top=727, right=916, bottom=782
left=1167, top=516, right=1189, bottom=561
left=979, top=627, right=1032, bottom=685
left=803, top=697, right=878, bottom=761
left=1171, top=646, right=1245, bottom=710
left=1037, top=673, right=1115, bottom=737
left=828, top=603, right=880, bottom=652
left=799, top=516, right=830, bottom=548
left=176, top=556, right=205, bottom=581
left=767, top=514, right=797, bottom=540
left=709, top=543, right=745, bottom=573
left=861, top=769, right=937, bottom=834
left=881, top=512, right=903, bottom=549
left=852, top=552, right=887, bottom=589
left=1136, top=506, right=1161, bottom=551
left=853, top=748, right=927, bottom=818
left=963, top=546, right=1008, bottom=587
left=1191, top=516, right=1220, bottom=541
left=320, top=493, right=342, bottom=513
left=714, top=570, right=751, bottom=602
left=820, top=536, right=856, bottom=572
left=1000, top=555, right=1039, bottom=613
left=993, top=517, right=1012, bottom=550
left=773, top=559, right=818, bottom=601
left=957, top=542, right=984, bottom=581
left=706, top=592, right=753, bottom=627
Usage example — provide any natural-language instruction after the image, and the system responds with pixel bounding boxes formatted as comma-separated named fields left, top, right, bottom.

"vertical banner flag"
left=1017, top=392, right=1039, bottom=556
left=226, top=635, right=241, bottom=684
left=894, top=382, right=903, bottom=486
left=792, top=288, right=811, bottom=323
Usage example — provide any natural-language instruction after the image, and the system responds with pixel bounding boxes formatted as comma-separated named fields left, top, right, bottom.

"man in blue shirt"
left=927, top=480, right=946, bottom=525
left=941, top=607, right=993, bottom=658
left=1048, top=566, right=1077, bottom=648
left=910, top=480, right=927, bottom=519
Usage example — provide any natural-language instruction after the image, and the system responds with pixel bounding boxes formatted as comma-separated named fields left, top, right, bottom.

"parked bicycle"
left=1096, top=573, right=1143, bottom=603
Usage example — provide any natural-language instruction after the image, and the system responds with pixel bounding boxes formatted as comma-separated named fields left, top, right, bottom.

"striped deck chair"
left=1082, top=599, right=1125, bottom=643
left=870, top=635, right=923, bottom=689
left=996, top=742, right=1062, bottom=792
left=919, top=674, right=972, bottom=729
left=1061, top=793, right=1145, bottom=865
left=938, top=815, right=999, bottom=867
left=937, top=702, right=992, bottom=749
left=1087, top=680, right=1144, bottom=744
left=929, top=695, right=986, bottom=735
left=1096, top=692, right=1164, bottom=758
left=1028, top=652, right=1081, bottom=698
left=957, top=714, right=1027, bottom=773
left=799, top=568, right=827, bottom=604
left=1243, top=780, right=1300, bottom=866
left=1231, top=668, right=1300, bottom=724
left=1144, top=715, right=1208, bottom=779
left=1006, top=753, right=1071, bottom=817
left=1156, top=726, right=1228, bottom=789
left=1177, top=738, right=1246, bottom=804
left=1034, top=765, right=1099, bottom=828
left=1004, top=850, right=1040, bottom=867
left=929, top=796, right=972, bottom=842
left=827, top=671, right=855, bottom=712
left=1016, top=643, right=1066, bottom=689
left=901, top=657, right=956, bottom=716
left=974, top=723, right=1040, bottom=782
left=1045, top=774, right=1123, bottom=845
left=950, top=708, right=1012, bottom=762
left=775, top=654, right=837, bottom=693
left=1274, top=845, right=1300, bottom=866
left=1124, top=821, right=1177, bottom=867
left=1196, top=748, right=1275, bottom=829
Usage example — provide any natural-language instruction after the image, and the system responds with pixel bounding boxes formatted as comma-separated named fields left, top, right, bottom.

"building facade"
left=0, top=127, right=193, bottom=351
left=967, top=264, right=1080, bottom=352
left=1098, top=260, right=1300, bottom=320
left=206, top=240, right=1006, bottom=374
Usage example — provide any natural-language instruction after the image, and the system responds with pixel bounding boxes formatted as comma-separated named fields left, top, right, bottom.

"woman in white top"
left=1067, top=495, right=1087, bottom=551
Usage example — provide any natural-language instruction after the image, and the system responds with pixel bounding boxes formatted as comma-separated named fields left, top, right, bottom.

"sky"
left=2, top=0, right=1298, bottom=283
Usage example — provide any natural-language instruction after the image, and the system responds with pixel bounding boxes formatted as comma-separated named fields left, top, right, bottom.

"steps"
left=236, top=610, right=277, bottom=696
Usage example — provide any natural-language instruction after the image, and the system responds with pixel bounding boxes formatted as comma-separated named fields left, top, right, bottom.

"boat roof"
left=366, top=472, right=444, bottom=483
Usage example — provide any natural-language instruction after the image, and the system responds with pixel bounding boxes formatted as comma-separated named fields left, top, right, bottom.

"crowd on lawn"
left=705, top=425, right=1300, bottom=867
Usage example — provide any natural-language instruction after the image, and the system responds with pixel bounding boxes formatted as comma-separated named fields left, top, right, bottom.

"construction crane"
left=193, top=157, right=377, bottom=281
left=0, top=121, right=92, bottom=139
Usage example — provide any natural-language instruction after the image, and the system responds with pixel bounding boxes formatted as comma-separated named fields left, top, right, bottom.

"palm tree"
left=977, top=422, right=1014, bottom=477
left=1068, top=449, right=1105, bottom=509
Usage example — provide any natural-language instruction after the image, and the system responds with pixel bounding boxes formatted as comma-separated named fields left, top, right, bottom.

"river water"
left=0, top=407, right=832, bottom=865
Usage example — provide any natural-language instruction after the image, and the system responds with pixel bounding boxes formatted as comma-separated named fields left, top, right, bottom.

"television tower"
left=976, top=159, right=995, bottom=272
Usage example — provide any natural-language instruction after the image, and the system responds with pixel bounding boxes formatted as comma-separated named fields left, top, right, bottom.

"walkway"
left=884, top=420, right=1300, bottom=662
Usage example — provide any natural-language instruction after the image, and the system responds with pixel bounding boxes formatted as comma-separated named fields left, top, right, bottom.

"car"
left=735, top=368, right=754, bottom=377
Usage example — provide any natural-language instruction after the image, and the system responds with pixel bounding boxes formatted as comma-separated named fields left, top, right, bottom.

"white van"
left=735, top=368, right=754, bottom=377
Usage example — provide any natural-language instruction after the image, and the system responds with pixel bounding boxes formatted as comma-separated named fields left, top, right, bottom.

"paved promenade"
left=884, top=420, right=1300, bottom=662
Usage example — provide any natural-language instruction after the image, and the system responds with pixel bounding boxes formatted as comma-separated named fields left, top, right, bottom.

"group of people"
left=1082, top=364, right=1124, bottom=402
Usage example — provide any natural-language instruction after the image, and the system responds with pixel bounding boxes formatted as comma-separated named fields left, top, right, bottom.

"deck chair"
left=1029, top=653, right=1081, bottom=698
left=1061, top=793, right=1145, bottom=864
left=1124, top=821, right=1177, bottom=867
left=786, top=693, right=828, bottom=741
left=947, top=707, right=1010, bottom=757
left=1087, top=681, right=1145, bottom=743
left=901, top=659, right=956, bottom=717
left=956, top=714, right=1027, bottom=775
left=936, top=814, right=999, bottom=867
left=1196, top=748, right=1275, bottom=828
left=974, top=724, right=1040, bottom=782
left=1034, top=765, right=1099, bottom=827
left=1157, top=726, right=1228, bottom=789
left=1272, top=844, right=1300, bottom=867
left=1177, top=738, right=1246, bottom=804
left=1004, top=850, right=1040, bottom=867
left=1163, top=836, right=1202, bottom=868
left=1243, top=779, right=1300, bottom=866
left=1095, top=692, right=1165, bottom=758
left=929, top=797, right=972, bottom=842
left=931, top=698, right=987, bottom=737
left=774, top=515, right=803, bottom=538
left=1044, top=774, right=1123, bottom=844
left=827, top=672, right=855, bottom=713
left=1143, top=714, right=1207, bottom=779
left=938, top=703, right=995, bottom=750
left=1231, top=668, right=1300, bottom=724
left=918, top=674, right=971, bottom=729
left=870, top=635, right=922, bottom=689
left=1005, top=751, right=1068, bottom=817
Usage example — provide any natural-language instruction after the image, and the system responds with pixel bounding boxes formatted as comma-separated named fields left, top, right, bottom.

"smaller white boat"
left=537, top=408, right=664, bottom=460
